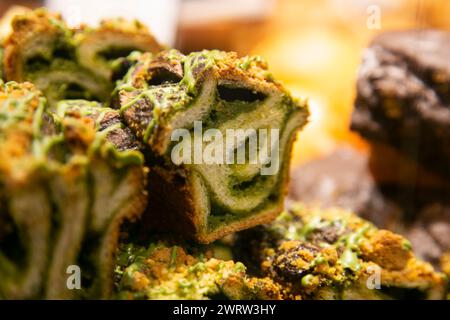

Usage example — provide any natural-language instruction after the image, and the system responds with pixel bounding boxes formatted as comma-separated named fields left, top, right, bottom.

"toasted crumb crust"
left=115, top=242, right=283, bottom=300
left=234, top=204, right=447, bottom=300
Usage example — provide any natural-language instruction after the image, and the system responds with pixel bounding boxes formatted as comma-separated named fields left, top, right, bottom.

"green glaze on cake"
left=2, top=9, right=162, bottom=108
left=0, top=82, right=147, bottom=299
left=115, top=49, right=309, bottom=243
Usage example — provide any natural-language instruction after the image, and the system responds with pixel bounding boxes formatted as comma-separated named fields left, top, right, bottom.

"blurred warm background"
left=1, top=0, right=449, bottom=166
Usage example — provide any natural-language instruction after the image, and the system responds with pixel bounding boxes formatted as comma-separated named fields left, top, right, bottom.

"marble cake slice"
left=115, top=50, right=309, bottom=243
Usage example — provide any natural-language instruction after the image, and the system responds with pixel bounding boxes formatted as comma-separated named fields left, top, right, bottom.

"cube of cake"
left=115, top=50, right=309, bottom=243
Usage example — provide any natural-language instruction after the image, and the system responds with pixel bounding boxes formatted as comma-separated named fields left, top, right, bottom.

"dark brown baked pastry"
left=288, top=147, right=403, bottom=227
left=288, top=147, right=450, bottom=268
left=351, top=30, right=450, bottom=181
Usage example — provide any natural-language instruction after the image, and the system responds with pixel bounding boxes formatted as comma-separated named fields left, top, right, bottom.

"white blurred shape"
left=180, top=0, right=275, bottom=25
left=45, top=0, right=180, bottom=46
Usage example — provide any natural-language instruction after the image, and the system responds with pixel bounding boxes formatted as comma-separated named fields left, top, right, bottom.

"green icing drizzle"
left=237, top=55, right=266, bottom=71
left=180, top=50, right=227, bottom=95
